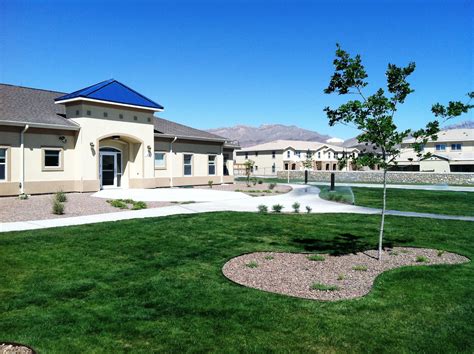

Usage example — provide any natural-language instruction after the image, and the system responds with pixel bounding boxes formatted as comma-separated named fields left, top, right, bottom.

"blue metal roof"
left=55, top=79, right=164, bottom=110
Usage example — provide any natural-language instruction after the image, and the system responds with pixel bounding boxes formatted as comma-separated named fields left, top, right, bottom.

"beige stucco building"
left=395, top=129, right=474, bottom=173
left=235, top=140, right=359, bottom=175
left=0, top=80, right=238, bottom=197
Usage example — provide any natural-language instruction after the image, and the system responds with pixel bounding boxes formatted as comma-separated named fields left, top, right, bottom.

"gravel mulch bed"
left=222, top=247, right=469, bottom=301
left=0, top=343, right=34, bottom=354
left=193, top=182, right=292, bottom=196
left=0, top=193, right=173, bottom=223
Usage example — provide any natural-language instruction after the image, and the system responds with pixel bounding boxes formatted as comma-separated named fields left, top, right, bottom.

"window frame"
left=154, top=151, right=167, bottom=170
left=272, top=151, right=275, bottom=159
left=42, top=147, right=64, bottom=171
left=183, top=153, right=193, bottom=176
left=435, top=144, right=446, bottom=151
left=0, top=146, right=9, bottom=182
left=208, top=154, right=216, bottom=175
left=451, top=143, right=462, bottom=151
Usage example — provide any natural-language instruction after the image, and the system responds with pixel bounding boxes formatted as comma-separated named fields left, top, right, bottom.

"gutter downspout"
left=169, top=136, right=177, bottom=187
left=20, top=124, right=29, bottom=194
left=220, top=143, right=224, bottom=184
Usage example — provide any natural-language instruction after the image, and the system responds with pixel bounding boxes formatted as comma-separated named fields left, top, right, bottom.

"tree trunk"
left=378, top=168, right=388, bottom=261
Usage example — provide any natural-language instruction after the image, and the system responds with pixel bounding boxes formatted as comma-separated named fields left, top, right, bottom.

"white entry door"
left=100, top=152, right=118, bottom=188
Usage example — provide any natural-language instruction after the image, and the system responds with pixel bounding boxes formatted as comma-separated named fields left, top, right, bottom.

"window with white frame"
left=245, top=152, right=248, bottom=159
left=272, top=163, right=276, bottom=173
left=296, top=151, right=301, bottom=158
left=208, top=155, right=216, bottom=175
left=451, top=143, right=462, bottom=151
left=272, top=151, right=275, bottom=159
left=154, top=152, right=166, bottom=169
left=184, top=154, right=193, bottom=176
left=328, top=152, right=332, bottom=159
left=0, top=148, right=6, bottom=180
left=317, top=151, right=321, bottom=159
left=43, top=148, right=62, bottom=169
left=287, top=150, right=291, bottom=158
left=436, top=144, right=446, bottom=151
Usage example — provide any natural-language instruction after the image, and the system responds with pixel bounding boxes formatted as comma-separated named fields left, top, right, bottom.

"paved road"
left=1, top=185, right=473, bottom=233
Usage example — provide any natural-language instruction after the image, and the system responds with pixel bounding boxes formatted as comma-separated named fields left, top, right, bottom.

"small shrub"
left=307, top=254, right=325, bottom=262
left=55, top=190, right=67, bottom=203
left=18, top=193, right=29, bottom=200
left=122, top=199, right=134, bottom=204
left=306, top=206, right=312, bottom=213
left=416, top=255, right=430, bottom=263
left=310, top=283, right=340, bottom=291
left=258, top=179, right=263, bottom=184
left=292, top=202, right=300, bottom=213
left=268, top=183, right=277, bottom=190
left=131, top=201, right=147, bottom=210
left=400, top=249, right=410, bottom=254
left=251, top=177, right=257, bottom=186
left=437, top=250, right=445, bottom=257
left=257, top=204, right=268, bottom=214
left=264, top=255, right=274, bottom=260
left=52, top=199, right=64, bottom=215
left=107, top=199, right=128, bottom=209
left=208, top=180, right=214, bottom=188
left=389, top=251, right=399, bottom=256
left=272, top=204, right=284, bottom=213
left=246, top=261, right=258, bottom=268
left=337, top=274, right=345, bottom=281
left=352, top=265, right=368, bottom=271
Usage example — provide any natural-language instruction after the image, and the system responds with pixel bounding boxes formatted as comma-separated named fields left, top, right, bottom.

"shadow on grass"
left=292, top=232, right=413, bottom=256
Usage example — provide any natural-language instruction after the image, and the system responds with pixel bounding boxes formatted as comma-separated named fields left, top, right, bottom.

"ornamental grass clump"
left=292, top=202, right=300, bottom=213
left=272, top=204, right=284, bottom=213
left=55, top=190, right=67, bottom=203
left=52, top=199, right=64, bottom=215
left=307, top=254, right=325, bottom=262
left=416, top=255, right=430, bottom=263
left=310, top=283, right=340, bottom=291
left=257, top=205, right=268, bottom=214
left=246, top=261, right=258, bottom=268
left=306, top=206, right=312, bottom=213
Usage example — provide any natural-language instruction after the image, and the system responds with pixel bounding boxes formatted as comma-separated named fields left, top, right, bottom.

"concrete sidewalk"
left=1, top=184, right=473, bottom=233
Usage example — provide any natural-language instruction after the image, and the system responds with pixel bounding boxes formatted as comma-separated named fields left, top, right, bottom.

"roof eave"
left=55, top=97, right=164, bottom=112
left=154, top=133, right=228, bottom=143
left=0, top=120, right=80, bottom=131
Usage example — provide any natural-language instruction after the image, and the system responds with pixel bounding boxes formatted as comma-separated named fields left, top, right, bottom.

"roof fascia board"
left=55, top=97, right=163, bottom=112
left=0, top=120, right=80, bottom=131
left=154, top=133, right=227, bottom=143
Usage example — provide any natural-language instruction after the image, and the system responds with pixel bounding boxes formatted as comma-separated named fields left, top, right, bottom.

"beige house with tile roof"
left=0, top=80, right=238, bottom=196
left=395, top=128, right=474, bottom=173
left=235, top=140, right=359, bottom=175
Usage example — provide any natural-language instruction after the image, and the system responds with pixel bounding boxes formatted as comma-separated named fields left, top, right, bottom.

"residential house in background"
left=235, top=139, right=359, bottom=175
left=395, top=128, right=474, bottom=172
left=0, top=80, right=238, bottom=197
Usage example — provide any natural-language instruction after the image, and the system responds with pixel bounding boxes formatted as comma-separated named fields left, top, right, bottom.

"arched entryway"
left=99, top=147, right=123, bottom=188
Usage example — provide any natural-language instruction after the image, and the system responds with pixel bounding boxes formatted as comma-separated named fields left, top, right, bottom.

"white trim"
left=0, top=146, right=7, bottom=182
left=55, top=97, right=163, bottom=112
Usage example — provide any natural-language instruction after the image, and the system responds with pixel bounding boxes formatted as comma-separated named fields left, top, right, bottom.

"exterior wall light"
left=90, top=142, right=95, bottom=148
left=59, top=136, right=67, bottom=143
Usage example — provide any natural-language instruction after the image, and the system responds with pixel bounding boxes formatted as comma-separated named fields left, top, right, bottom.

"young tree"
left=243, top=159, right=255, bottom=187
left=323, top=44, right=473, bottom=260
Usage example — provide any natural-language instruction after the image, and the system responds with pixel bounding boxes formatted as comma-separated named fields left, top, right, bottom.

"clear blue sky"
left=1, top=0, right=472, bottom=139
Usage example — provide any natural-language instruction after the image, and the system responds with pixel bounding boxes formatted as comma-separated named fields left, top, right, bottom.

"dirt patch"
left=0, top=193, right=173, bottom=223
left=0, top=343, right=34, bottom=354
left=222, top=247, right=469, bottom=301
left=194, top=182, right=292, bottom=196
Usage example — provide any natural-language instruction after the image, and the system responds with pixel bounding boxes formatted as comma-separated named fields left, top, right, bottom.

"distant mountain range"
left=208, top=121, right=473, bottom=148
left=443, top=120, right=474, bottom=130
left=206, top=124, right=331, bottom=147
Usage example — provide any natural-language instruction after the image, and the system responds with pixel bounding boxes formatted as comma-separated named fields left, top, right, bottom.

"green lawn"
left=1, top=213, right=473, bottom=352
left=351, top=187, right=474, bottom=216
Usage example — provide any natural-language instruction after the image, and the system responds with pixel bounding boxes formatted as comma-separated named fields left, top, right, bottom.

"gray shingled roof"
left=0, top=84, right=78, bottom=128
left=0, top=83, right=233, bottom=143
left=154, top=117, right=227, bottom=141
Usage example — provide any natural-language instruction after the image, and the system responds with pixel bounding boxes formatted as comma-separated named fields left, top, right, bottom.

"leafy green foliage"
left=305, top=206, right=312, bottom=213
left=208, top=180, right=214, bottom=188
left=268, top=183, right=277, bottom=190
left=272, top=204, right=284, bottom=213
left=292, top=202, right=300, bottom=213
left=55, top=190, right=67, bottom=203
left=416, top=255, right=430, bottom=263
left=107, top=199, right=147, bottom=210
left=52, top=199, right=64, bottom=215
left=257, top=204, right=268, bottom=214
left=310, top=283, right=340, bottom=291
left=246, top=261, right=258, bottom=268
left=307, top=254, right=325, bottom=261
left=243, top=160, right=255, bottom=186
left=352, top=265, right=368, bottom=271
